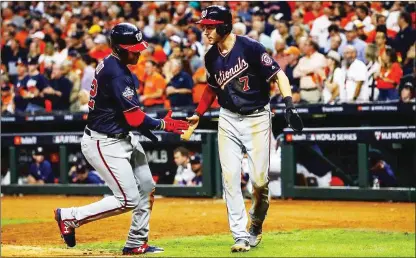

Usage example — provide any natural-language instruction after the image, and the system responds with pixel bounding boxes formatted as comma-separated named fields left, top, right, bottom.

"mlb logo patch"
left=122, top=87, right=135, bottom=100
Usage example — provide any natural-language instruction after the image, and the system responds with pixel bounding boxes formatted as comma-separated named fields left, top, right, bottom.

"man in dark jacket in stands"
left=41, top=64, right=73, bottom=110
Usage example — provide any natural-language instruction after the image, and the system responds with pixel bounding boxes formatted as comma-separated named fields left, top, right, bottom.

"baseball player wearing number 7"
left=188, top=6, right=304, bottom=252
left=53, top=23, right=189, bottom=255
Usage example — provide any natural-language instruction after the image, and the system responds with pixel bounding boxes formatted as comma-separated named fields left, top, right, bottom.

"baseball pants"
left=218, top=105, right=271, bottom=241
left=59, top=128, right=155, bottom=247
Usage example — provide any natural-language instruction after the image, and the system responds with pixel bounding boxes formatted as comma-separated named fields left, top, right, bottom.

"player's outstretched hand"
left=284, top=108, right=304, bottom=132
left=161, top=110, right=189, bottom=135
left=186, top=114, right=200, bottom=126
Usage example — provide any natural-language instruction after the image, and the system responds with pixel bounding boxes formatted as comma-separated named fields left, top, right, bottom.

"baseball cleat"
left=249, top=222, right=263, bottom=247
left=231, top=239, right=250, bottom=252
left=122, top=243, right=164, bottom=255
left=54, top=208, right=76, bottom=247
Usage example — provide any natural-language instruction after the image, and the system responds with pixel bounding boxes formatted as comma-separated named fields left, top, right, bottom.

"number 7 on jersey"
left=239, top=76, right=250, bottom=92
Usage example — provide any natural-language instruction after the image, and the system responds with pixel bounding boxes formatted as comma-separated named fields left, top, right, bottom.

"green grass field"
left=77, top=229, right=415, bottom=257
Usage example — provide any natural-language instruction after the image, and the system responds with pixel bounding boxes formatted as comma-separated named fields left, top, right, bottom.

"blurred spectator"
left=41, top=63, right=73, bottom=110
left=402, top=44, right=415, bottom=76
left=173, top=147, right=195, bottom=186
left=340, top=45, right=368, bottom=102
left=291, top=86, right=308, bottom=104
left=303, top=2, right=323, bottom=28
left=399, top=71, right=415, bottom=102
left=22, top=56, right=49, bottom=112
left=63, top=54, right=83, bottom=106
left=322, top=50, right=344, bottom=104
left=251, top=7, right=274, bottom=36
left=324, top=24, right=346, bottom=54
left=70, top=89, right=90, bottom=112
left=354, top=20, right=368, bottom=42
left=237, top=2, right=251, bottom=23
left=88, top=24, right=102, bottom=38
left=233, top=22, right=247, bottom=36
left=1, top=73, right=15, bottom=114
left=68, top=31, right=88, bottom=57
left=27, top=147, right=54, bottom=184
left=400, top=82, right=415, bottom=103
left=89, top=34, right=112, bottom=61
left=273, top=39, right=290, bottom=72
left=291, top=24, right=308, bottom=47
left=165, top=59, right=193, bottom=107
left=374, top=26, right=388, bottom=57
left=355, top=5, right=374, bottom=33
left=27, top=37, right=42, bottom=60
left=366, top=14, right=397, bottom=43
left=53, top=39, right=68, bottom=66
left=167, top=35, right=183, bottom=58
left=393, top=12, right=415, bottom=66
left=189, top=154, right=203, bottom=186
left=80, top=56, right=98, bottom=91
left=70, top=159, right=104, bottom=184
left=186, top=26, right=204, bottom=59
left=276, top=20, right=295, bottom=47
left=310, top=6, right=332, bottom=49
left=328, top=34, right=343, bottom=55
left=252, top=20, right=274, bottom=51
left=140, top=60, right=167, bottom=108
left=368, top=149, right=397, bottom=187
left=365, top=44, right=381, bottom=101
left=341, top=23, right=367, bottom=63
left=1, top=38, right=28, bottom=84
left=293, top=39, right=326, bottom=103
left=183, top=41, right=203, bottom=74
left=386, top=2, right=403, bottom=33
left=192, top=67, right=220, bottom=108
left=283, top=46, right=301, bottom=89
left=376, top=46, right=402, bottom=101
left=247, top=30, right=259, bottom=41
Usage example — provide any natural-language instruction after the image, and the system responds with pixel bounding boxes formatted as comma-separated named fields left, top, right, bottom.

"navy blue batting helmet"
left=110, top=23, right=148, bottom=53
left=196, top=5, right=232, bottom=37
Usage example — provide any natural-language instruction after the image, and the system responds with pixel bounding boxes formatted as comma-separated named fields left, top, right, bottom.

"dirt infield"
left=1, top=195, right=415, bottom=257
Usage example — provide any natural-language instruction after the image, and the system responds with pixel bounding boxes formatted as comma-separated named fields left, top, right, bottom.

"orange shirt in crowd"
left=131, top=54, right=149, bottom=82
left=1, top=83, right=14, bottom=105
left=89, top=47, right=112, bottom=61
left=341, top=12, right=355, bottom=28
left=376, top=62, right=403, bottom=90
left=15, top=30, right=29, bottom=48
left=192, top=67, right=219, bottom=108
left=142, top=71, right=167, bottom=107
left=152, top=45, right=167, bottom=64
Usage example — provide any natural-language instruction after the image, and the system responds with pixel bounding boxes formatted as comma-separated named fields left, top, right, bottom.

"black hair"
left=375, top=25, right=387, bottom=38
left=384, top=46, right=397, bottom=63
left=399, top=11, right=412, bottom=25
left=328, top=24, right=339, bottom=33
left=356, top=5, right=369, bottom=16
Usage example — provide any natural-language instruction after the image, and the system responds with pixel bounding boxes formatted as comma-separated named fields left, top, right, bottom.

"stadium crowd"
left=1, top=1, right=415, bottom=115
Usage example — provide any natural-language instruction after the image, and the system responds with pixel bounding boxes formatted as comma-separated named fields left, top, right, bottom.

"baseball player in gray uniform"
left=53, top=23, right=189, bottom=255
left=188, top=6, right=304, bottom=252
